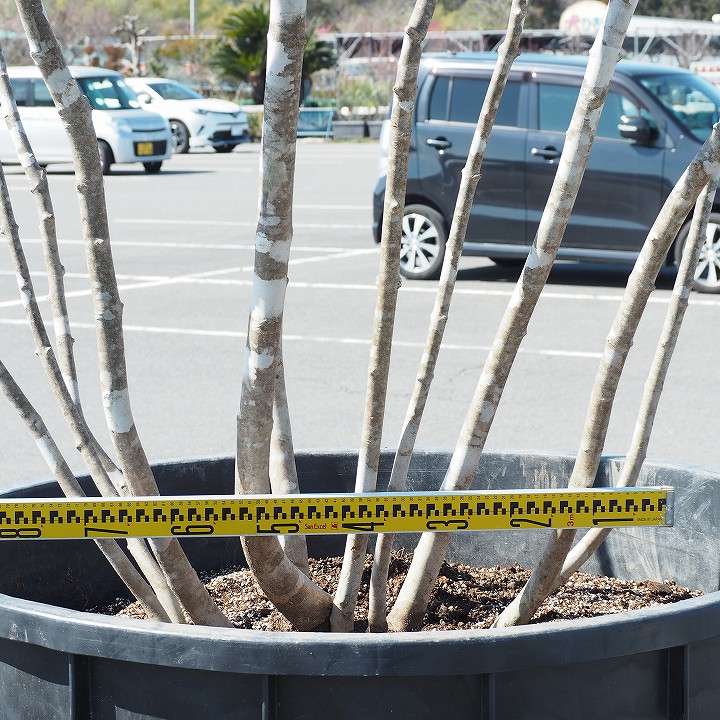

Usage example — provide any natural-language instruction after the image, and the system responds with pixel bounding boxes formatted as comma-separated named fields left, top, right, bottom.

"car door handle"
left=426, top=137, right=452, bottom=150
left=531, top=146, right=561, bottom=160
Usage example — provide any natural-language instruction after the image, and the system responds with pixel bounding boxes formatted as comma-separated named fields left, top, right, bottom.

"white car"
left=0, top=66, right=172, bottom=174
left=125, top=77, right=250, bottom=154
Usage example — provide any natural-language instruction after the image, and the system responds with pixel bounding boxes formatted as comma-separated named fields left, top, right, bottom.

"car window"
left=147, top=82, right=203, bottom=101
left=76, top=76, right=138, bottom=110
left=428, top=76, right=521, bottom=127
left=8, top=79, right=30, bottom=107
left=539, top=83, right=656, bottom=139
left=428, top=76, right=449, bottom=121
left=638, top=74, right=720, bottom=142
left=32, top=80, right=55, bottom=108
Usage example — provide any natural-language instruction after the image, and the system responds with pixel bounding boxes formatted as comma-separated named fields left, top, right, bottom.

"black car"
left=372, top=53, right=720, bottom=290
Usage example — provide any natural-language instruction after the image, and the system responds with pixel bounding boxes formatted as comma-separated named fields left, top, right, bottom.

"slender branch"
left=270, top=345, right=310, bottom=576
left=236, top=0, right=332, bottom=631
left=368, top=0, right=528, bottom=633
left=331, top=0, right=439, bottom=634
left=387, top=0, right=640, bottom=632
left=14, top=0, right=229, bottom=627
left=0, top=360, right=169, bottom=622
left=551, top=172, right=720, bottom=591
left=0, top=49, right=79, bottom=405
left=0, top=55, right=186, bottom=622
left=494, top=122, right=720, bottom=627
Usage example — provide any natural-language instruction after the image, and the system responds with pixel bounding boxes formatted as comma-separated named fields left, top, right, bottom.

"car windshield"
left=147, top=82, right=203, bottom=101
left=76, top=76, right=139, bottom=110
left=638, top=73, right=720, bottom=141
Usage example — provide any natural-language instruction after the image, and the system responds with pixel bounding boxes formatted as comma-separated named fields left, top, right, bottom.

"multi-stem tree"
left=1, top=0, right=719, bottom=637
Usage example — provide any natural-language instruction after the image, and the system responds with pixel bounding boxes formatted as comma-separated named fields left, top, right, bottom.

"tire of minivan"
left=673, top=211, right=720, bottom=294
left=98, top=141, right=113, bottom=175
left=143, top=161, right=163, bottom=174
left=399, top=204, right=447, bottom=280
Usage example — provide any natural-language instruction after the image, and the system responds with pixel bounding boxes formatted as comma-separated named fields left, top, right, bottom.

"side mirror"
left=618, top=115, right=656, bottom=145
left=136, top=92, right=152, bottom=104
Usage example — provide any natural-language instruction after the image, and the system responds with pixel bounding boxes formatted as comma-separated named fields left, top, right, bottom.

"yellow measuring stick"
left=0, top=487, right=673, bottom=540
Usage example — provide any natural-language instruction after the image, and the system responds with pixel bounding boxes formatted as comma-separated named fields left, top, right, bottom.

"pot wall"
left=0, top=451, right=718, bottom=719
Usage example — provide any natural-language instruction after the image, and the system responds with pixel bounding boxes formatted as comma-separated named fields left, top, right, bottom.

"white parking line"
left=18, top=238, right=370, bottom=253
left=115, top=218, right=367, bottom=230
left=0, top=249, right=377, bottom=309
left=0, top=316, right=601, bottom=360
left=4, top=268, right=720, bottom=307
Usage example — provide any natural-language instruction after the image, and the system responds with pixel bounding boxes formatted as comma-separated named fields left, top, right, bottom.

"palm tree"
left=213, top=2, right=336, bottom=104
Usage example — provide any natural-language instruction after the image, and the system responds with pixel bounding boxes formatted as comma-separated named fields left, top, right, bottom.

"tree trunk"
left=551, top=174, right=720, bottom=593
left=387, top=0, right=640, bottom=633
left=330, top=0, right=439, bottom=633
left=494, top=125, right=720, bottom=628
left=368, top=0, right=528, bottom=633
left=14, top=0, right=230, bottom=628
left=235, top=0, right=332, bottom=631
left=270, top=347, right=310, bottom=576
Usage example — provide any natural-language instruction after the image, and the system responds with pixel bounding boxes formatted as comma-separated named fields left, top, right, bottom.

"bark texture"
left=270, top=349, right=310, bottom=576
left=495, top=123, right=720, bottom=627
left=235, top=0, right=332, bottom=631
left=387, top=0, right=640, bottom=632
left=551, top=171, right=720, bottom=592
left=330, top=0, right=439, bottom=633
left=368, top=0, right=528, bottom=633
left=0, top=361, right=169, bottom=621
left=14, top=0, right=229, bottom=627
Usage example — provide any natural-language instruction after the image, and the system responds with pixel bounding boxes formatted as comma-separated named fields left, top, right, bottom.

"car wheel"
left=98, top=141, right=112, bottom=175
left=143, top=161, right=163, bottom=174
left=399, top=204, right=446, bottom=280
left=674, top=212, right=720, bottom=294
left=213, top=143, right=236, bottom=153
left=170, top=120, right=190, bottom=154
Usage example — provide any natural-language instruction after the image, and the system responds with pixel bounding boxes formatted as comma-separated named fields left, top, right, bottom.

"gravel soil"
left=102, top=551, right=702, bottom=631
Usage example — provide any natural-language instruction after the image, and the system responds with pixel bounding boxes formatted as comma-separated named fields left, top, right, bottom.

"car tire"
left=399, top=204, right=447, bottom=280
left=674, top=212, right=720, bottom=294
left=98, top=141, right=112, bottom=175
left=213, top=144, right=236, bottom=153
left=170, top=120, right=190, bottom=154
left=143, top=161, right=163, bottom=174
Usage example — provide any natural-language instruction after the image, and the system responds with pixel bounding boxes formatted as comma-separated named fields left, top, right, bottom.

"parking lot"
left=0, top=140, right=718, bottom=488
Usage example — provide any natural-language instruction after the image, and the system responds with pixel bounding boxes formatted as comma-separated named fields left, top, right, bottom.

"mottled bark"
left=387, top=0, right=640, bottom=632
left=495, top=124, right=720, bottom=627
left=550, top=172, right=720, bottom=593
left=270, top=348, right=310, bottom=576
left=331, top=0, right=439, bottom=634
left=13, top=0, right=229, bottom=627
left=0, top=361, right=169, bottom=622
left=368, top=0, right=528, bottom=633
left=236, top=0, right=332, bottom=631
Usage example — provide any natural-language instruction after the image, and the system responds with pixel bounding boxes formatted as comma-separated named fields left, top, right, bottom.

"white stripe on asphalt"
left=114, top=218, right=367, bottom=229
left=3, top=268, right=720, bottom=307
left=0, top=316, right=601, bottom=359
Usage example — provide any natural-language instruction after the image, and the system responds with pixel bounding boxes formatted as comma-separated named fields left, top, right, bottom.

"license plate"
left=136, top=142, right=154, bottom=156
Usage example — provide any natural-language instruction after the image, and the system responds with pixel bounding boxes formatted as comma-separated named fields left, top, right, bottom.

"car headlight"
left=113, top=118, right=133, bottom=133
left=192, top=108, right=210, bottom=116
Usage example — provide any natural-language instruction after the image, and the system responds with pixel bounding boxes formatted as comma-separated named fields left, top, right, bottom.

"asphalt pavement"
left=0, top=139, right=718, bottom=489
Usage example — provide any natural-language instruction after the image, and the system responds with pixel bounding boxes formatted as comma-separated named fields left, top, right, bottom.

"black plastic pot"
left=0, top=451, right=719, bottom=719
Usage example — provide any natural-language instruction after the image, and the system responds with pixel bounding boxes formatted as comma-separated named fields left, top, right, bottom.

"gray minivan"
left=372, top=53, right=720, bottom=291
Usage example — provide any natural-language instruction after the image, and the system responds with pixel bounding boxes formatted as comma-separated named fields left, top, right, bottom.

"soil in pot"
left=99, top=551, right=702, bottom=631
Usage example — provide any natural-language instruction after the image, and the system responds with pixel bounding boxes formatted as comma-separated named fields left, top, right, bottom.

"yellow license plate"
left=137, top=142, right=154, bottom=156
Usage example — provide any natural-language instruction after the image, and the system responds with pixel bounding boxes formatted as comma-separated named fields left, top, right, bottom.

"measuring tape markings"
left=0, top=487, right=674, bottom=540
